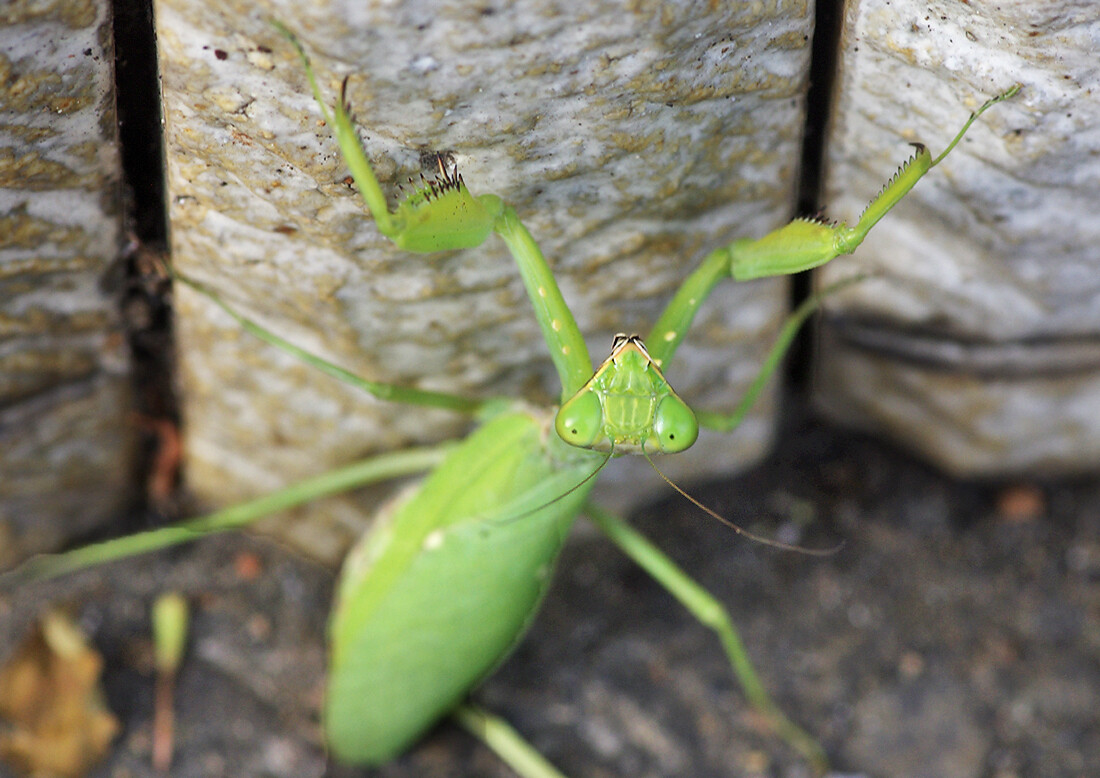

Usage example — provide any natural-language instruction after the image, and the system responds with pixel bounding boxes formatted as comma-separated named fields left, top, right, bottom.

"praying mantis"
left=7, top=21, right=1020, bottom=777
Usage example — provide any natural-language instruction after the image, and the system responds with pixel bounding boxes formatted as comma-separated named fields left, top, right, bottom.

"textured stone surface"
left=0, top=0, right=132, bottom=567
left=163, top=0, right=816, bottom=563
left=816, top=0, right=1100, bottom=474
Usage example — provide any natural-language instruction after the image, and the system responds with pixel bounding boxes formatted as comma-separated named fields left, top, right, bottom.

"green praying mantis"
left=6, top=22, right=1020, bottom=777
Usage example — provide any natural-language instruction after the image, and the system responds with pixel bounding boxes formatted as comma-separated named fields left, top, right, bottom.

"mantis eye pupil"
left=653, top=395, right=698, bottom=454
left=555, top=390, right=603, bottom=449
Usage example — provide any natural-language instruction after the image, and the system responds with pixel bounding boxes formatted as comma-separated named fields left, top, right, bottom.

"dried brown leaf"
left=0, top=610, right=119, bottom=777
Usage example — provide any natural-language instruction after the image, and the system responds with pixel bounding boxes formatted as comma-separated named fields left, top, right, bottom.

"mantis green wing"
left=327, top=410, right=601, bottom=762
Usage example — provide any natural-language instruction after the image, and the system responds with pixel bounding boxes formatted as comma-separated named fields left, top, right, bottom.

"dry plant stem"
left=153, top=670, right=176, bottom=772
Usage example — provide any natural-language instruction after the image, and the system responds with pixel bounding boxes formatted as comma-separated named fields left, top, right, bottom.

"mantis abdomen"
left=326, top=410, right=599, bottom=762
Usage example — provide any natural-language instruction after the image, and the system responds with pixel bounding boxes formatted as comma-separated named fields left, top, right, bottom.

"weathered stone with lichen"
left=817, top=0, right=1100, bottom=474
left=0, top=0, right=131, bottom=568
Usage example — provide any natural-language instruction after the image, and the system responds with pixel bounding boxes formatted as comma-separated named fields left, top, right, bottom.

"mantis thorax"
left=555, top=334, right=698, bottom=455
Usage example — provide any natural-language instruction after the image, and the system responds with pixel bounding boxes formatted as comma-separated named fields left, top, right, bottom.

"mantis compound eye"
left=555, top=390, right=603, bottom=448
left=652, top=394, right=698, bottom=454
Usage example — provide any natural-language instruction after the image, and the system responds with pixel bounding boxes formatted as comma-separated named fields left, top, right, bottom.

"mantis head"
left=555, top=334, right=698, bottom=455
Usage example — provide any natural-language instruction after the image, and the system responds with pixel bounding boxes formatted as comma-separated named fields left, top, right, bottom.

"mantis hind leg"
left=4, top=445, right=451, bottom=584
left=179, top=273, right=493, bottom=414
left=452, top=704, right=570, bottom=778
left=584, top=502, right=829, bottom=774
left=693, top=275, right=865, bottom=433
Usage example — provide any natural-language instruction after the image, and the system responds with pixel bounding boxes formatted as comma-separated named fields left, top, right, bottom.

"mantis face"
left=555, top=333, right=698, bottom=455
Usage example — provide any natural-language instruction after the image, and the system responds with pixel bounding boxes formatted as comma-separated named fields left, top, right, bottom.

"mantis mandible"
left=8, top=23, right=1019, bottom=777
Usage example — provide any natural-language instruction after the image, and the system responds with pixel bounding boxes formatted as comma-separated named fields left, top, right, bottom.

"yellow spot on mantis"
left=663, top=330, right=677, bottom=342
left=423, top=529, right=445, bottom=551
left=562, top=345, right=570, bottom=356
left=537, top=286, right=547, bottom=298
left=551, top=319, right=561, bottom=332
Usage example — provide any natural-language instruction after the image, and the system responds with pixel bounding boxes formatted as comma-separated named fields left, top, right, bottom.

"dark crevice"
left=113, top=0, right=167, bottom=248
left=786, top=0, right=845, bottom=391
left=798, top=0, right=845, bottom=220
left=112, top=0, right=180, bottom=525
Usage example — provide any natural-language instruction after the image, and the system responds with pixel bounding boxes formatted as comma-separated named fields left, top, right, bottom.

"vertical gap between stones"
left=114, top=0, right=167, bottom=247
left=786, top=0, right=844, bottom=392
left=112, top=0, right=180, bottom=525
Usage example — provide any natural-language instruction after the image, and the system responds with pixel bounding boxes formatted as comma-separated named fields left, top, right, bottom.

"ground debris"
left=0, top=610, right=118, bottom=777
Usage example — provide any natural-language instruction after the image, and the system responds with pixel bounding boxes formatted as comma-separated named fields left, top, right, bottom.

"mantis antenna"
left=641, top=452, right=844, bottom=556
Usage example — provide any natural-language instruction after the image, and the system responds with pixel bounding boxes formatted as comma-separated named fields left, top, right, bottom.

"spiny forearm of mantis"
left=645, top=85, right=1021, bottom=369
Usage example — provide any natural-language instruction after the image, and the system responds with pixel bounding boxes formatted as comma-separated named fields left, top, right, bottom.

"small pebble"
left=234, top=551, right=264, bottom=581
left=995, top=484, right=1045, bottom=523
